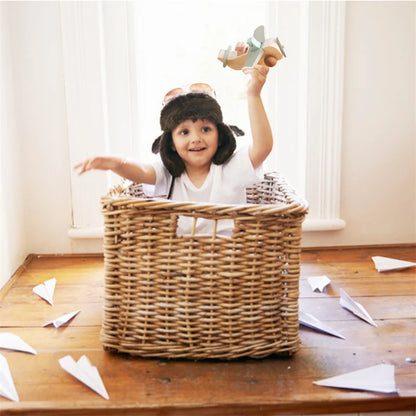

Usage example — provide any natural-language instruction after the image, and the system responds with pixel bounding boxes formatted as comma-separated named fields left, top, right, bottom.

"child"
left=74, top=64, right=274, bottom=236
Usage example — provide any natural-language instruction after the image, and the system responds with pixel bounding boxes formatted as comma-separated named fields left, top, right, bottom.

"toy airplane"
left=59, top=355, right=109, bottom=400
left=314, top=364, right=397, bottom=394
left=372, top=256, right=416, bottom=272
left=307, top=275, right=331, bottom=292
left=0, top=332, right=37, bottom=355
left=339, top=289, right=377, bottom=327
left=218, top=25, right=286, bottom=70
left=0, top=354, right=19, bottom=402
left=43, top=310, right=81, bottom=328
left=299, top=310, right=345, bottom=339
left=33, top=278, right=56, bottom=306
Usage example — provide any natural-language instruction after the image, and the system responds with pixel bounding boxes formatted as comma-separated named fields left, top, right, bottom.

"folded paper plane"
left=339, top=289, right=377, bottom=327
left=307, top=275, right=331, bottom=292
left=43, top=310, right=81, bottom=328
left=0, top=353, right=19, bottom=402
left=33, top=278, right=56, bottom=305
left=299, top=310, right=345, bottom=339
left=0, top=333, right=37, bottom=355
left=313, top=364, right=397, bottom=393
left=372, top=256, right=416, bottom=272
left=59, top=355, right=109, bottom=400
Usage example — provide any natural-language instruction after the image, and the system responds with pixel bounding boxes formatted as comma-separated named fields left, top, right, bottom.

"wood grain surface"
left=0, top=246, right=415, bottom=415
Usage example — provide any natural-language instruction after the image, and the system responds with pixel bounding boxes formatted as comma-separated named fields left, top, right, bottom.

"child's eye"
left=202, top=126, right=212, bottom=133
left=180, top=129, right=189, bottom=135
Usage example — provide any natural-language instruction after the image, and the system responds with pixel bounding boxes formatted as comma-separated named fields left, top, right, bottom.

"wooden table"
left=1, top=246, right=415, bottom=415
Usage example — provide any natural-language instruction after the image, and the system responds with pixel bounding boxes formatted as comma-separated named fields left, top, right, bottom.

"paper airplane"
left=0, top=333, right=37, bottom=355
left=372, top=256, right=416, bottom=272
left=33, top=278, right=56, bottom=305
left=0, top=354, right=19, bottom=402
left=339, top=289, right=377, bottom=327
left=299, top=310, right=345, bottom=339
left=314, top=364, right=397, bottom=393
left=43, top=310, right=81, bottom=328
left=307, top=275, right=331, bottom=292
left=59, top=355, right=109, bottom=400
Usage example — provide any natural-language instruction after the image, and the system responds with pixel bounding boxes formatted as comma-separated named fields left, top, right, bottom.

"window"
left=62, top=1, right=346, bottom=239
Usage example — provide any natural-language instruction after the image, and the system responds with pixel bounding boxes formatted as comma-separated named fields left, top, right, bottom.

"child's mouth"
left=189, top=147, right=206, bottom=152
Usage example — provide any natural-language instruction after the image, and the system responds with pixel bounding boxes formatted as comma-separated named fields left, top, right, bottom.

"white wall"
left=0, top=1, right=415, bottom=287
left=6, top=2, right=73, bottom=257
left=0, top=4, right=27, bottom=289
left=302, top=0, right=416, bottom=247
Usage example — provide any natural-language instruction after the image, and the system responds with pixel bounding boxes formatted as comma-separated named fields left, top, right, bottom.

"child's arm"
left=243, top=65, right=274, bottom=169
left=74, top=156, right=156, bottom=184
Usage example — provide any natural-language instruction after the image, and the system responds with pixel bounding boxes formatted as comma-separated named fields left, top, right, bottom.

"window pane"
left=132, top=1, right=270, bottom=161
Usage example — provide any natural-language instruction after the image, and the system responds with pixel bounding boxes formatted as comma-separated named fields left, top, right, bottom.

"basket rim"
left=101, top=196, right=308, bottom=216
left=101, top=172, right=309, bottom=217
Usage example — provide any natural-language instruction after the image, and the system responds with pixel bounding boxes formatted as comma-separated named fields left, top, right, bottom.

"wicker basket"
left=100, top=172, right=308, bottom=359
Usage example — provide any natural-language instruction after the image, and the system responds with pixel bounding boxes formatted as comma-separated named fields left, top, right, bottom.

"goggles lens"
left=163, top=83, right=215, bottom=105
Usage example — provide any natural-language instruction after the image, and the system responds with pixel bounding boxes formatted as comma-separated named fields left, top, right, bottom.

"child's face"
left=171, top=119, right=219, bottom=173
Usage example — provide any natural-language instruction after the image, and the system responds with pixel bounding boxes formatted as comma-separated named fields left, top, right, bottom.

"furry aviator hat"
left=152, top=93, right=244, bottom=177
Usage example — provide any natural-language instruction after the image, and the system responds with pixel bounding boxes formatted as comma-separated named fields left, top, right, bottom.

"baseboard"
left=0, top=254, right=36, bottom=301
left=301, top=242, right=416, bottom=251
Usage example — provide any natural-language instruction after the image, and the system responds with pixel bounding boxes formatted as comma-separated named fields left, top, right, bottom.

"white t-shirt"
left=150, top=144, right=263, bottom=236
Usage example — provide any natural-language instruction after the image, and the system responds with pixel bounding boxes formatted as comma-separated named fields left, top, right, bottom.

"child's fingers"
left=242, top=65, right=269, bottom=84
left=235, top=42, right=248, bottom=56
left=74, top=159, right=92, bottom=175
left=83, top=158, right=99, bottom=173
left=258, top=65, right=270, bottom=76
left=74, top=156, right=122, bottom=175
left=243, top=65, right=269, bottom=76
left=245, top=64, right=269, bottom=71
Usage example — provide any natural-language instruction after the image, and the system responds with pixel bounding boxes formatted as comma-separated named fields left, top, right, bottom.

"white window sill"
left=68, top=227, right=104, bottom=239
left=302, top=218, right=346, bottom=232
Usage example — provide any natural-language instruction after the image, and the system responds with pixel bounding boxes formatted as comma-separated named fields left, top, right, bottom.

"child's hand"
left=235, top=42, right=248, bottom=56
left=242, top=65, right=269, bottom=97
left=73, top=156, right=125, bottom=175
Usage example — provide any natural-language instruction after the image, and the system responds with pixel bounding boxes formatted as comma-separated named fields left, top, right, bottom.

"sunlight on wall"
left=130, top=1, right=303, bottom=185
left=132, top=1, right=268, bottom=148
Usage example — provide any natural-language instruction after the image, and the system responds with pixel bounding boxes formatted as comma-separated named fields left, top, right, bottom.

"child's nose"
left=191, top=132, right=202, bottom=142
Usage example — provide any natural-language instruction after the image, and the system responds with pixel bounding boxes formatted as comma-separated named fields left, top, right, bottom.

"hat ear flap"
left=152, top=135, right=162, bottom=154
left=159, top=132, right=186, bottom=177
left=228, top=124, right=245, bottom=137
left=213, top=123, right=237, bottom=165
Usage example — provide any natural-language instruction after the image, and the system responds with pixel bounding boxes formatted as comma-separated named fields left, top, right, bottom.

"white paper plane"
left=59, top=355, right=109, bottom=400
left=299, top=310, right=345, bottom=339
left=43, top=310, right=81, bottom=328
left=339, top=289, right=377, bottom=327
left=33, top=278, right=56, bottom=305
left=372, top=256, right=416, bottom=272
left=0, top=333, right=37, bottom=355
left=307, top=275, right=331, bottom=292
left=313, top=364, right=397, bottom=393
left=0, top=354, right=19, bottom=402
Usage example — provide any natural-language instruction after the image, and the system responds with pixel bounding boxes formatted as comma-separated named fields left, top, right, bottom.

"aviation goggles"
left=163, top=83, right=216, bottom=105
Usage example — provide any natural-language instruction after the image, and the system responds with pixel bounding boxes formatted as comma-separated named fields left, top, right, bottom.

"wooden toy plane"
left=218, top=25, right=286, bottom=70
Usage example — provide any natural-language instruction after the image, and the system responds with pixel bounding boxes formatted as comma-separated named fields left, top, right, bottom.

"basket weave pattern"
left=101, top=173, right=308, bottom=359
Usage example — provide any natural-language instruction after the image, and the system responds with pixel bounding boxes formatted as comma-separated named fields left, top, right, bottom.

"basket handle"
left=176, top=215, right=230, bottom=239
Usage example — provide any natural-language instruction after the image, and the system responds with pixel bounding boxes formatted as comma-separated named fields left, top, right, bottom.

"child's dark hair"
left=152, top=93, right=244, bottom=177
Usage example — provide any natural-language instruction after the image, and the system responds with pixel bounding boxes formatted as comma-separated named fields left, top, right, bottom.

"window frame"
left=61, top=1, right=346, bottom=239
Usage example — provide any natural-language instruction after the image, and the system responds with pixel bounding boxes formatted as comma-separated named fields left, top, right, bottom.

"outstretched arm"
left=74, top=156, right=156, bottom=185
left=243, top=65, right=273, bottom=169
